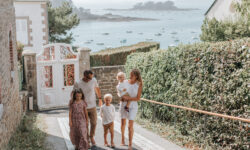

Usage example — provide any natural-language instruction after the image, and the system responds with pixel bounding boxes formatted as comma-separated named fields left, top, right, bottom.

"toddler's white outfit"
left=100, top=104, right=115, bottom=125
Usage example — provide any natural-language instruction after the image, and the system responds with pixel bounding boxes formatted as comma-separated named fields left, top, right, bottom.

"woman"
left=120, top=69, right=143, bottom=150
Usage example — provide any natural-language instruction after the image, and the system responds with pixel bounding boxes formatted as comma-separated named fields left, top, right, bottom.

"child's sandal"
left=124, top=106, right=129, bottom=112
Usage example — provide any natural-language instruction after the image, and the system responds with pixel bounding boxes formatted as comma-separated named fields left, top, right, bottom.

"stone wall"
left=91, top=65, right=125, bottom=104
left=90, top=42, right=160, bottom=67
left=23, top=50, right=37, bottom=110
left=0, top=0, right=23, bottom=148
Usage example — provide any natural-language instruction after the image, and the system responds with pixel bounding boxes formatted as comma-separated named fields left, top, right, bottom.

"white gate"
left=37, top=43, right=79, bottom=110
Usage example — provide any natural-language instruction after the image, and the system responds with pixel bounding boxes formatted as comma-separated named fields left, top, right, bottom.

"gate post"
left=78, top=47, right=91, bottom=79
left=22, top=50, right=38, bottom=110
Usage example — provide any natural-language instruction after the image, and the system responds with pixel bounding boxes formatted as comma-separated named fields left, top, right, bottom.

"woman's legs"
left=128, top=120, right=134, bottom=148
left=121, top=119, right=126, bottom=145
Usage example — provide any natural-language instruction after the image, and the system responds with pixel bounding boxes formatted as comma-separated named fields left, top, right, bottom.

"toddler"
left=116, top=72, right=130, bottom=112
left=100, top=94, right=116, bottom=147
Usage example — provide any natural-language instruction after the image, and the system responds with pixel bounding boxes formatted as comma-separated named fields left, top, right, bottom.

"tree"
left=48, top=2, right=80, bottom=44
left=200, top=0, right=250, bottom=42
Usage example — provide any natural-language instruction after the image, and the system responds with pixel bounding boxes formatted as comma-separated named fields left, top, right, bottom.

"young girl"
left=69, top=89, right=89, bottom=150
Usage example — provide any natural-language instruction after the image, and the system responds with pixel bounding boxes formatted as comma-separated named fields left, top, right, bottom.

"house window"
left=0, top=78, right=3, bottom=120
left=41, top=66, right=53, bottom=88
left=63, top=64, right=75, bottom=86
left=0, top=78, right=1, bottom=104
left=16, top=19, right=28, bottom=45
left=9, top=31, right=14, bottom=71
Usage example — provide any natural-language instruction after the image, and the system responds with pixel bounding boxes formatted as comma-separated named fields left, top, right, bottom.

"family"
left=69, top=69, right=143, bottom=150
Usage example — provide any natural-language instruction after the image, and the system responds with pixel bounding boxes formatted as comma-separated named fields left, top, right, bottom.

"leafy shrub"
left=90, top=42, right=159, bottom=67
left=17, top=42, right=24, bottom=63
left=200, top=0, right=250, bottom=42
left=7, top=112, right=47, bottom=150
left=125, top=38, right=249, bottom=149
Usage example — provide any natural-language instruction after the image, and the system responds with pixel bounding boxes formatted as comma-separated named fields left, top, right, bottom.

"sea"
left=71, top=1, right=213, bottom=52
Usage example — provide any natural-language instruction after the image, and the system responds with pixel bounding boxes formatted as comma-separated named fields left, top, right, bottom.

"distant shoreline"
left=105, top=8, right=200, bottom=11
left=78, top=13, right=159, bottom=22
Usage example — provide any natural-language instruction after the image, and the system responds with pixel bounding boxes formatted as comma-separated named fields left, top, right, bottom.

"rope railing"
left=140, top=98, right=250, bottom=123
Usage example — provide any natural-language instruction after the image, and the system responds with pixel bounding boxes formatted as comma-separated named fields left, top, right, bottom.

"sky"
left=72, top=0, right=214, bottom=10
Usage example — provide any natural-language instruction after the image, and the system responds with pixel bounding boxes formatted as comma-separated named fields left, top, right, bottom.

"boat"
left=96, top=43, right=104, bottom=46
left=146, top=38, right=153, bottom=41
left=126, top=31, right=133, bottom=33
left=155, top=33, right=162, bottom=36
left=105, top=46, right=112, bottom=49
left=171, top=31, right=178, bottom=35
left=102, top=33, right=109, bottom=35
left=120, top=39, right=127, bottom=44
left=191, top=31, right=196, bottom=33
left=192, top=37, right=199, bottom=40
left=174, top=39, right=180, bottom=42
left=138, top=32, right=143, bottom=35
left=84, top=41, right=91, bottom=44
left=169, top=44, right=176, bottom=47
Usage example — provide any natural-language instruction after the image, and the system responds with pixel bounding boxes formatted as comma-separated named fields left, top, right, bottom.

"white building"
left=14, top=0, right=49, bottom=54
left=205, top=0, right=241, bottom=21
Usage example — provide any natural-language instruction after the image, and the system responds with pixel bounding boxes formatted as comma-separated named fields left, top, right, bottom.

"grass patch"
left=7, top=112, right=48, bottom=150
left=135, top=111, right=212, bottom=150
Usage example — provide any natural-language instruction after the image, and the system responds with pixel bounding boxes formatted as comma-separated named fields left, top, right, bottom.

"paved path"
left=38, top=107, right=185, bottom=150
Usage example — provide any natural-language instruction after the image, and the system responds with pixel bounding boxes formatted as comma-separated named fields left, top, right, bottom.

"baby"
left=116, top=72, right=130, bottom=112
left=100, top=94, right=116, bottom=147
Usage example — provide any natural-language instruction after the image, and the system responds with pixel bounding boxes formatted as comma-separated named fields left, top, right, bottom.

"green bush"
left=90, top=42, right=159, bottom=67
left=125, top=38, right=249, bottom=149
left=200, top=0, right=250, bottom=42
left=7, top=112, right=48, bottom=150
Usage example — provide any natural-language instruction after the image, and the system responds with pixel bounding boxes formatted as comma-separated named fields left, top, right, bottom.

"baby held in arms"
left=116, top=72, right=130, bottom=112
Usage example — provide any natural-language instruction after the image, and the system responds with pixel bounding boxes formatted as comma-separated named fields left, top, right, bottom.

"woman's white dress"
left=119, top=81, right=139, bottom=120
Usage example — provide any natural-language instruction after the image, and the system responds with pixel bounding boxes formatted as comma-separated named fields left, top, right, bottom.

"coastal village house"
left=205, top=0, right=241, bottom=21
left=14, top=0, right=49, bottom=54
left=0, top=0, right=24, bottom=148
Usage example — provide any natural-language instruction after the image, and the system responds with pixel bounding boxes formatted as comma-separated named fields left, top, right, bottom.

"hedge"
left=125, top=38, right=249, bottom=149
left=90, top=42, right=159, bottom=67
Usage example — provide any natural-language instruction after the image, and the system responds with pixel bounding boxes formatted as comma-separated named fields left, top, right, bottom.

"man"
left=73, top=70, right=102, bottom=146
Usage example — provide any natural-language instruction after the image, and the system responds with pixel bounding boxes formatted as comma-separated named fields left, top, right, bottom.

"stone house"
left=0, top=0, right=24, bottom=148
left=14, top=0, right=49, bottom=54
left=205, top=0, right=241, bottom=21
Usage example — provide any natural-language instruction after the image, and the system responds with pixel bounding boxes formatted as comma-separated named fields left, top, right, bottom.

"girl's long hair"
left=131, top=69, right=143, bottom=86
left=69, top=88, right=85, bottom=107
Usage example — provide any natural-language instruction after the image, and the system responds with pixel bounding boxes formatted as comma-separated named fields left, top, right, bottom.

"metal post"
left=174, top=107, right=177, bottom=128
left=152, top=104, right=155, bottom=122
left=204, top=115, right=207, bottom=140
left=140, top=101, right=143, bottom=117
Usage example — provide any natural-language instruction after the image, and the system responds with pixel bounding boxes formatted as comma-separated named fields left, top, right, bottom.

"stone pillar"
left=78, top=47, right=91, bottom=79
left=22, top=50, right=38, bottom=110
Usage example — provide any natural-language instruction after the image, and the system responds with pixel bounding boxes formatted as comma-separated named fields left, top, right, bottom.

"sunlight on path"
left=97, top=116, right=165, bottom=150
left=58, top=118, right=75, bottom=150
left=58, top=116, right=165, bottom=150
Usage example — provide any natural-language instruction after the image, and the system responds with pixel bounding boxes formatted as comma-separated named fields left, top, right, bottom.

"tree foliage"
left=200, top=0, right=250, bottom=42
left=48, top=2, right=80, bottom=44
